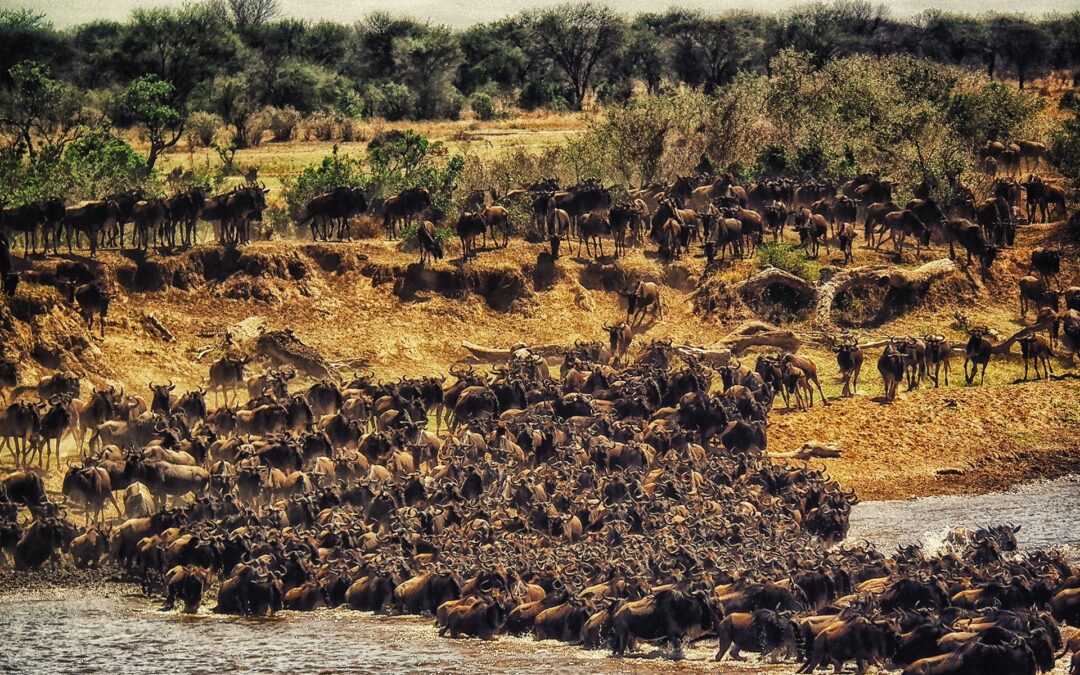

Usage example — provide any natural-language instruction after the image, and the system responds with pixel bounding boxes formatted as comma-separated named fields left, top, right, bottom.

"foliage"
left=1052, top=96, right=1080, bottom=189
left=124, top=75, right=183, bottom=169
left=756, top=242, right=820, bottom=282
left=0, top=61, right=90, bottom=160
left=265, top=106, right=301, bottom=141
left=186, top=111, right=223, bottom=148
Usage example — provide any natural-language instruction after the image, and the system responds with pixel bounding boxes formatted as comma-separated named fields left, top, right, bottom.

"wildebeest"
left=1018, top=333, right=1054, bottom=381
left=611, top=586, right=719, bottom=658
left=131, top=198, right=170, bottom=249
left=383, top=187, right=432, bottom=239
left=835, top=336, right=863, bottom=397
left=923, top=335, right=952, bottom=387
left=64, top=200, right=121, bottom=256
left=876, top=210, right=930, bottom=257
left=878, top=343, right=905, bottom=402
left=603, top=322, right=633, bottom=365
left=963, top=328, right=993, bottom=385
left=456, top=211, right=486, bottom=260
left=1019, top=276, right=1060, bottom=320
left=301, top=186, right=368, bottom=241
left=1030, top=249, right=1061, bottom=290
left=63, top=281, right=112, bottom=338
left=209, top=355, right=250, bottom=406
left=417, top=221, right=444, bottom=264
left=619, top=281, right=662, bottom=325
left=942, top=219, right=997, bottom=278
left=62, top=464, right=119, bottom=525
left=481, top=205, right=511, bottom=248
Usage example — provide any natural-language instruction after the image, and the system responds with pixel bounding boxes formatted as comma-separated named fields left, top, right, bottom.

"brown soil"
left=2, top=218, right=1078, bottom=502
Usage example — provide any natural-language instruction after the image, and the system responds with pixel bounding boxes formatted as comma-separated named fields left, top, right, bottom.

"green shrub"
left=187, top=111, right=223, bottom=148
left=756, top=242, right=820, bottom=281
left=470, top=93, right=496, bottom=121
left=265, top=106, right=301, bottom=142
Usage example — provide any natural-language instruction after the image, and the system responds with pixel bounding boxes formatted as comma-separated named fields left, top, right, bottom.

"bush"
left=756, top=242, right=820, bottom=282
left=304, top=112, right=336, bottom=141
left=470, top=93, right=496, bottom=121
left=242, top=109, right=270, bottom=147
left=266, top=106, right=302, bottom=142
left=187, top=111, right=223, bottom=148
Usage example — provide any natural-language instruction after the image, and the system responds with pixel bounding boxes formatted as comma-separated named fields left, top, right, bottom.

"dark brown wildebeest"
left=620, top=281, right=662, bottom=325
left=103, top=189, right=144, bottom=248
left=209, top=355, right=250, bottom=406
left=166, top=187, right=206, bottom=246
left=942, top=218, right=998, bottom=278
left=1030, top=249, right=1061, bottom=290
left=132, top=198, right=170, bottom=250
left=863, top=200, right=899, bottom=247
left=963, top=327, right=993, bottom=385
left=1018, top=275, right=1060, bottom=320
left=481, top=205, right=510, bottom=248
left=835, top=335, right=863, bottom=397
left=456, top=211, right=486, bottom=260
left=383, top=187, right=432, bottom=240
left=603, top=321, right=633, bottom=365
left=1018, top=333, right=1054, bottom=380
left=876, top=210, right=929, bottom=257
left=417, top=221, right=444, bottom=264
left=64, top=281, right=112, bottom=337
left=878, top=343, right=905, bottom=402
left=607, top=202, right=636, bottom=257
left=794, top=209, right=829, bottom=258
left=64, top=200, right=121, bottom=256
left=222, top=184, right=270, bottom=245
left=2, top=198, right=65, bottom=255
left=923, top=335, right=952, bottom=387
left=62, top=464, right=119, bottom=525
left=763, top=201, right=789, bottom=242
left=610, top=586, right=719, bottom=658
left=300, top=186, right=368, bottom=241
left=577, top=212, right=610, bottom=258
left=837, top=222, right=856, bottom=264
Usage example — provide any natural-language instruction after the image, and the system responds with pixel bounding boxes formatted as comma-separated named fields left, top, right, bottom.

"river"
left=2, top=476, right=1078, bottom=674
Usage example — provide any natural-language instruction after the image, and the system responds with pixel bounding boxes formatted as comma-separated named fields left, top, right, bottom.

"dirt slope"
left=2, top=218, right=1078, bottom=501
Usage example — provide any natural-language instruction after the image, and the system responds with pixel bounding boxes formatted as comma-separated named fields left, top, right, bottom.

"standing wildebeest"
left=603, top=322, right=633, bottom=365
left=64, top=281, right=112, bottom=338
left=835, top=336, right=863, bottom=397
left=132, top=198, right=170, bottom=250
left=1030, top=249, right=1061, bottom=290
left=166, top=187, right=206, bottom=246
left=837, top=222, right=856, bottom=264
left=863, top=201, right=899, bottom=246
left=456, top=212, right=486, bottom=260
left=64, top=200, right=121, bottom=256
left=62, top=464, right=119, bottom=525
left=923, top=335, right=952, bottom=387
left=607, top=202, right=636, bottom=257
left=383, top=187, right=432, bottom=239
left=1018, top=333, right=1054, bottom=381
left=1018, top=276, right=1060, bottom=320
left=222, top=184, right=269, bottom=245
left=2, top=198, right=65, bottom=255
left=942, top=219, right=997, bottom=278
left=620, top=281, right=662, bottom=325
left=794, top=209, right=829, bottom=258
left=300, top=186, right=368, bottom=241
left=963, top=328, right=993, bottom=385
left=878, top=343, right=905, bottom=402
left=577, top=213, right=610, bottom=258
left=763, top=201, right=789, bottom=242
left=481, top=205, right=511, bottom=248
left=209, top=355, right=250, bottom=406
left=876, top=210, right=930, bottom=257
left=417, top=221, right=444, bottom=264
left=549, top=184, right=612, bottom=238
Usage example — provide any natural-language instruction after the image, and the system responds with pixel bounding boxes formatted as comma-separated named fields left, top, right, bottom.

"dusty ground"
left=2, top=211, right=1078, bottom=502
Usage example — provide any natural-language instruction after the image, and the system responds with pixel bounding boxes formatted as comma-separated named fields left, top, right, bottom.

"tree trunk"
left=812, top=259, right=958, bottom=332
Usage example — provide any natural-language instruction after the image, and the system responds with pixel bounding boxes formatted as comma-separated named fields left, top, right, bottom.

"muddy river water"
left=2, top=476, right=1078, bottom=674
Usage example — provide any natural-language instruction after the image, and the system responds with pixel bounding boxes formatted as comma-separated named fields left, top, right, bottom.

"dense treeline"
left=2, top=0, right=1079, bottom=127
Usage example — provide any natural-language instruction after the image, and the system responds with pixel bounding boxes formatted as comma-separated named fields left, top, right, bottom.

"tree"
left=124, top=76, right=183, bottom=170
left=1052, top=96, right=1080, bottom=189
left=117, top=4, right=239, bottom=109
left=0, top=9, right=64, bottom=87
left=669, top=11, right=763, bottom=93
left=228, top=0, right=281, bottom=32
left=990, top=16, right=1049, bottom=90
left=0, top=61, right=89, bottom=160
left=520, top=3, right=625, bottom=110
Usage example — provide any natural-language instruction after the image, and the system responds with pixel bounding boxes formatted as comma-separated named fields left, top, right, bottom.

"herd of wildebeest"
left=2, top=335, right=1080, bottom=672
left=1, top=142, right=1080, bottom=672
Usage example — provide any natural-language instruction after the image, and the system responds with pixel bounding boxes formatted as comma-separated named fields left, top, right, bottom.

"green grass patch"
left=756, top=242, right=820, bottom=282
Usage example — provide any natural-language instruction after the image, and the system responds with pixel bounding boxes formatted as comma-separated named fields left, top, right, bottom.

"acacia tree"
left=670, top=11, right=763, bottom=93
left=124, top=76, right=183, bottom=170
left=227, top=0, right=280, bottom=32
left=520, top=3, right=625, bottom=110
